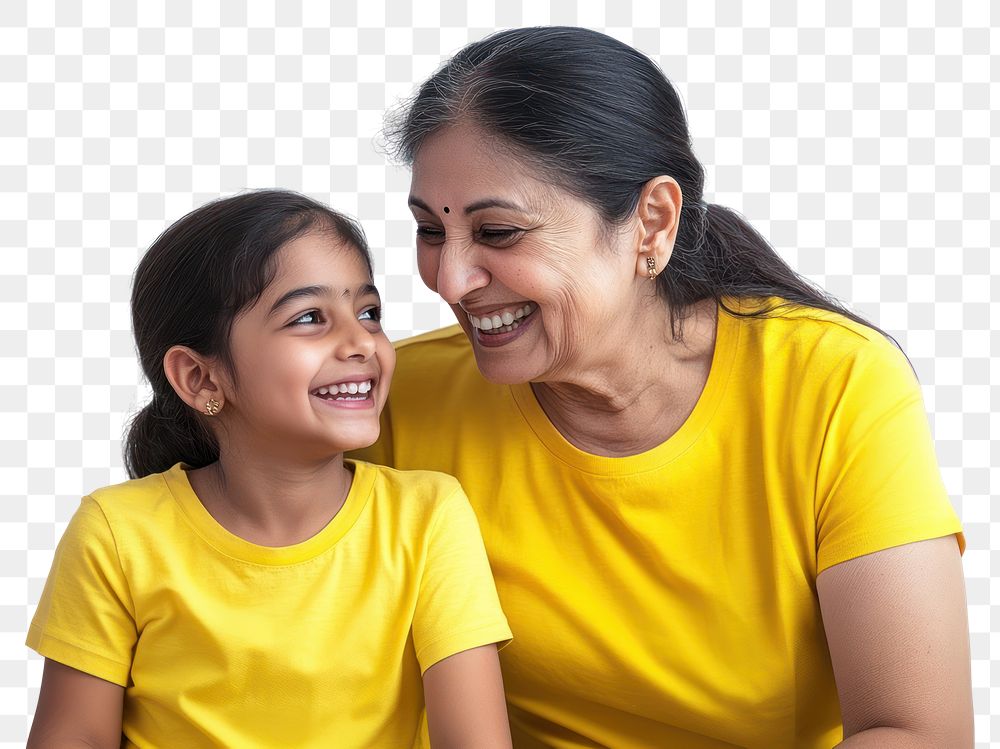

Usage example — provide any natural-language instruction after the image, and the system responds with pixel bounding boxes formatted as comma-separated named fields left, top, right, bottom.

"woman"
left=356, top=27, right=972, bottom=747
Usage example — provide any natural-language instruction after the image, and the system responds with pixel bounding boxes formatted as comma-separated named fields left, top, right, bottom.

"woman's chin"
left=471, top=354, right=541, bottom=386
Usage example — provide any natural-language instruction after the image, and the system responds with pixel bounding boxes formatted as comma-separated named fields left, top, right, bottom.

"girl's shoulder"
left=78, top=464, right=191, bottom=545
left=350, top=459, right=472, bottom=533
left=353, top=459, right=463, bottom=504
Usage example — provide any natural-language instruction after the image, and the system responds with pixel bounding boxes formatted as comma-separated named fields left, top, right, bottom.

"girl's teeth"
left=501, top=311, right=514, bottom=325
left=315, top=380, right=372, bottom=397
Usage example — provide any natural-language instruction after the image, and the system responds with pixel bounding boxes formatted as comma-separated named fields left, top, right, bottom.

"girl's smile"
left=217, top=232, right=395, bottom=463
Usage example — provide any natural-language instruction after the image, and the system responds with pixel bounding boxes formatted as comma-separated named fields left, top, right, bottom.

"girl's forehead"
left=266, top=235, right=370, bottom=291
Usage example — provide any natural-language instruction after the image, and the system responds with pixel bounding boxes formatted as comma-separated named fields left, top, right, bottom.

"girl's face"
left=408, top=122, right=642, bottom=386
left=218, top=231, right=394, bottom=463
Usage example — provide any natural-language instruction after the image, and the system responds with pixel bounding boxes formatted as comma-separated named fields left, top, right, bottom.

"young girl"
left=26, top=190, right=513, bottom=748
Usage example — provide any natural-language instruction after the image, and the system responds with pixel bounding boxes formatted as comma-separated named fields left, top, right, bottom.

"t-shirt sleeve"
left=814, top=340, right=965, bottom=574
left=411, top=484, right=512, bottom=674
left=26, top=496, right=137, bottom=686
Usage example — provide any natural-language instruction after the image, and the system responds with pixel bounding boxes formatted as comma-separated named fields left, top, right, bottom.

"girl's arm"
left=423, top=644, right=512, bottom=749
left=27, top=659, right=124, bottom=749
left=817, top=535, right=973, bottom=747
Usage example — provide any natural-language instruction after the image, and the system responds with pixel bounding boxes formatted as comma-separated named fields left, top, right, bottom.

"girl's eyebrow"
left=268, top=283, right=381, bottom=316
left=269, top=285, right=331, bottom=316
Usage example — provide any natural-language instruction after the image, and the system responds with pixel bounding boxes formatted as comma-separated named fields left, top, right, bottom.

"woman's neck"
left=531, top=298, right=718, bottom=457
left=186, top=454, right=353, bottom=547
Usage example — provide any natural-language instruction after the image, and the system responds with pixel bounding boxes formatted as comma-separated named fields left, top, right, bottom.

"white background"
left=1, top=0, right=997, bottom=744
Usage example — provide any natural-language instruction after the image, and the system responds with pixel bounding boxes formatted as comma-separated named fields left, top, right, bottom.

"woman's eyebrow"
left=407, top=196, right=527, bottom=215
left=463, top=198, right=526, bottom=214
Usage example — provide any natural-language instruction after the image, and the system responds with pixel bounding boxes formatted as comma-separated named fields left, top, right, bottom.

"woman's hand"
left=423, top=644, right=512, bottom=749
left=817, top=535, right=973, bottom=747
left=27, top=659, right=124, bottom=748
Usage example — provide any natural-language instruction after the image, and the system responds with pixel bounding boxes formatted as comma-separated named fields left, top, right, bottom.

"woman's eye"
left=415, top=226, right=445, bottom=244
left=359, top=306, right=382, bottom=323
left=291, top=311, right=322, bottom=325
left=475, top=227, right=522, bottom=246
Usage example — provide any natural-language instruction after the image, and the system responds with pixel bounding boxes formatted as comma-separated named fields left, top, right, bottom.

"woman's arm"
left=816, top=535, right=973, bottom=747
left=423, top=644, right=512, bottom=749
left=27, top=659, right=124, bottom=749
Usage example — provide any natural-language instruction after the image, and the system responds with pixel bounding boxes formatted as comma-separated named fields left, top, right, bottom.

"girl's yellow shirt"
left=28, top=460, right=511, bottom=748
left=356, top=300, right=964, bottom=749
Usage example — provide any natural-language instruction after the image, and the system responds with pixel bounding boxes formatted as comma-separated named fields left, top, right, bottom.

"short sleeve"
left=26, top=496, right=137, bottom=686
left=815, top=341, right=965, bottom=574
left=411, top=486, right=512, bottom=674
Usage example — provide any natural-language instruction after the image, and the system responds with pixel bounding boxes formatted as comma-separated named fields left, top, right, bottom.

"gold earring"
left=204, top=398, right=221, bottom=416
left=646, top=256, right=657, bottom=280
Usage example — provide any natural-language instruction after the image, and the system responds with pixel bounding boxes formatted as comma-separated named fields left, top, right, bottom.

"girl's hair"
left=124, top=189, right=372, bottom=479
left=387, top=26, right=883, bottom=337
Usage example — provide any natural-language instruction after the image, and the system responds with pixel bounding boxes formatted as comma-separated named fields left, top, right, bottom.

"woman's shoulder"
left=388, top=324, right=499, bottom=402
left=392, top=324, right=473, bottom=373
left=727, top=296, right=907, bottom=376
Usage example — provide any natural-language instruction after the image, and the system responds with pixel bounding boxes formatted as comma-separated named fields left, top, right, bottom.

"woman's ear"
left=162, top=346, right=226, bottom=416
left=633, top=175, right=683, bottom=281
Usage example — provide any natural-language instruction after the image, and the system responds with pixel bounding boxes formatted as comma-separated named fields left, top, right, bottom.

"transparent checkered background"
left=1, top=0, right=996, bottom=744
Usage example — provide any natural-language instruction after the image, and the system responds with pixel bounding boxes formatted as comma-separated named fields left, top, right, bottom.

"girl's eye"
left=475, top=227, right=523, bottom=247
left=415, top=226, right=445, bottom=245
left=359, top=306, right=382, bottom=323
left=291, top=311, right=322, bottom=325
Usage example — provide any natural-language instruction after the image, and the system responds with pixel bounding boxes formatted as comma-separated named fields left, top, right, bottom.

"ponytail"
left=661, top=202, right=887, bottom=337
left=124, top=392, right=218, bottom=479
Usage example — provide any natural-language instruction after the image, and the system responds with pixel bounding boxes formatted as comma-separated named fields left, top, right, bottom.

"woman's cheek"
left=416, top=247, right=439, bottom=292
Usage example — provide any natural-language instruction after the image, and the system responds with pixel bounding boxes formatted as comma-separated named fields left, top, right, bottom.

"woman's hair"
left=387, top=26, right=883, bottom=337
left=124, top=189, right=372, bottom=479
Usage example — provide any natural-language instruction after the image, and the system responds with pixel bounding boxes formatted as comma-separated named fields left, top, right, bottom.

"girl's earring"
left=204, top=398, right=222, bottom=416
left=646, top=256, right=657, bottom=280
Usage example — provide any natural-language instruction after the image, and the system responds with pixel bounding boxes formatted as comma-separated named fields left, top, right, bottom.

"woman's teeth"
left=314, top=380, right=373, bottom=399
left=468, top=304, right=535, bottom=334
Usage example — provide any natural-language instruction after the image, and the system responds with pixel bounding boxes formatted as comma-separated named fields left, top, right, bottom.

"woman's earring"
left=204, top=398, right=222, bottom=416
left=646, top=256, right=657, bottom=280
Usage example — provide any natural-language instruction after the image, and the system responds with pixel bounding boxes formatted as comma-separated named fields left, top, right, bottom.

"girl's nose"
left=336, top=321, right=377, bottom=361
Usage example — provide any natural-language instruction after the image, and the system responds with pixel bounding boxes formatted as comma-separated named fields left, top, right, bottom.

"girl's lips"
left=312, top=391, right=376, bottom=410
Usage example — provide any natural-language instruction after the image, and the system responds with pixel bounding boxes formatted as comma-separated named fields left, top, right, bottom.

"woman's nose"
left=434, top=242, right=491, bottom=305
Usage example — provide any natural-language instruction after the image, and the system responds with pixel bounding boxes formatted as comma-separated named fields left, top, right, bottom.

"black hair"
left=124, top=189, right=372, bottom=479
left=387, top=26, right=885, bottom=338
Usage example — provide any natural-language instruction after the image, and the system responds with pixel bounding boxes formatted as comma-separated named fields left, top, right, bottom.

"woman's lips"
left=472, top=306, right=536, bottom=348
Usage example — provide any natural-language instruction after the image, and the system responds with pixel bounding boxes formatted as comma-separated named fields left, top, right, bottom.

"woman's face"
left=409, top=122, right=642, bottom=385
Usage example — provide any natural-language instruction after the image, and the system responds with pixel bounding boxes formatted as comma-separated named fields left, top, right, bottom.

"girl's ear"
left=633, top=175, right=683, bottom=281
left=162, top=346, right=226, bottom=415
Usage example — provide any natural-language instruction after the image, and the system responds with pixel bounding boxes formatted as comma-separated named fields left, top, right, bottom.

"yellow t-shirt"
left=27, top=460, right=511, bottom=749
left=355, top=301, right=964, bottom=749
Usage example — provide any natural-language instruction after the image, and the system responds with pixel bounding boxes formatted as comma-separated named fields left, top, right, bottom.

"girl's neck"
left=186, top=455, right=353, bottom=548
